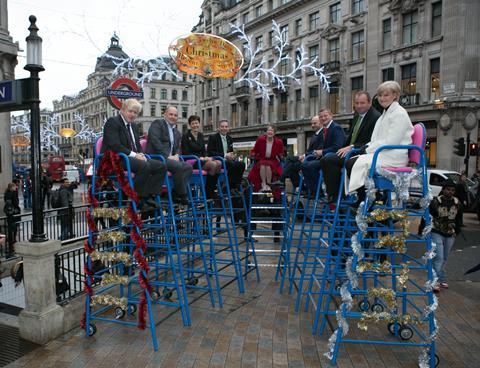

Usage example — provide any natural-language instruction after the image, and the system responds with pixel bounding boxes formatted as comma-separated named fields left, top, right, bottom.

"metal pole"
left=465, top=132, right=470, bottom=177
left=28, top=69, right=47, bottom=242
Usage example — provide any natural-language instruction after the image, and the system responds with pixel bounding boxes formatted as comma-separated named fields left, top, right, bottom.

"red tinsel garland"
left=83, top=150, right=151, bottom=330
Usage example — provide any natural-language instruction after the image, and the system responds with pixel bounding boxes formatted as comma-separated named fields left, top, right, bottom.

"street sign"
left=106, top=77, right=143, bottom=110
left=0, top=80, right=23, bottom=108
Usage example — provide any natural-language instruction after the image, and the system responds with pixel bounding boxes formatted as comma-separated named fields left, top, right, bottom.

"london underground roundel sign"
left=106, top=77, right=144, bottom=110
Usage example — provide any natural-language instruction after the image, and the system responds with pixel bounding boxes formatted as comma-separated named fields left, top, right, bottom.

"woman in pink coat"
left=248, top=124, right=284, bottom=192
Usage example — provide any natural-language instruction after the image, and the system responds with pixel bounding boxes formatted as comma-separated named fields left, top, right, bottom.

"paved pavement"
left=3, top=214, right=479, bottom=368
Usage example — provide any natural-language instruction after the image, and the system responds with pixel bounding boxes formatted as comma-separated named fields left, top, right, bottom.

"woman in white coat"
left=347, top=81, right=414, bottom=194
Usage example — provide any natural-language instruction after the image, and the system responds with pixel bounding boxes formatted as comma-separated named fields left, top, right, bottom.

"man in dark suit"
left=301, top=108, right=346, bottom=196
left=207, top=119, right=245, bottom=191
left=280, top=115, right=322, bottom=188
left=102, top=99, right=166, bottom=210
left=146, top=106, right=193, bottom=205
left=320, top=91, right=381, bottom=201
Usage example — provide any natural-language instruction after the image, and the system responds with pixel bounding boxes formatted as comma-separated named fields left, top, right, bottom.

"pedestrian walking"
left=57, top=178, right=74, bottom=240
left=3, top=182, right=21, bottom=258
left=430, top=180, right=462, bottom=293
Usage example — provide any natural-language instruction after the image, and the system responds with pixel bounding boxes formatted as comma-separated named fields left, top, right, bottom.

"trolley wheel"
left=435, top=354, right=440, bottom=367
left=187, top=277, right=199, bottom=286
left=127, top=304, right=137, bottom=315
left=399, top=325, right=414, bottom=340
left=162, top=288, right=173, bottom=300
left=114, top=307, right=126, bottom=319
left=387, top=322, right=397, bottom=335
left=151, top=291, right=160, bottom=301
left=358, top=300, right=370, bottom=312
left=88, top=323, right=97, bottom=337
left=371, top=303, right=384, bottom=313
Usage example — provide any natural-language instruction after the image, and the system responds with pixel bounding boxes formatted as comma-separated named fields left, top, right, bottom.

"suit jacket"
left=306, top=131, right=323, bottom=155
left=181, top=130, right=207, bottom=157
left=207, top=132, right=234, bottom=157
left=101, top=114, right=143, bottom=156
left=320, top=121, right=346, bottom=156
left=346, top=106, right=381, bottom=148
left=146, top=118, right=182, bottom=157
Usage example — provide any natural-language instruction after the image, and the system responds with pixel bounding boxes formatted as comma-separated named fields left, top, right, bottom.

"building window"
left=309, top=86, right=319, bottom=117
left=206, top=80, right=213, bottom=98
left=401, top=63, right=417, bottom=94
left=309, top=45, right=319, bottom=64
left=351, top=76, right=364, bottom=108
left=382, top=18, right=392, bottom=50
left=268, top=31, right=274, bottom=46
left=329, top=38, right=340, bottom=62
left=295, top=18, right=302, bottom=36
left=268, top=96, right=274, bottom=122
left=280, top=25, right=289, bottom=43
left=160, top=88, right=167, bottom=99
left=295, top=89, right=302, bottom=118
left=231, top=103, right=238, bottom=127
left=402, top=11, right=418, bottom=45
left=382, top=67, right=394, bottom=82
left=432, top=1, right=442, bottom=37
left=242, top=12, right=249, bottom=23
left=329, top=83, right=340, bottom=114
left=352, top=0, right=364, bottom=14
left=161, top=105, right=167, bottom=114
left=241, top=101, right=249, bottom=126
left=182, top=90, right=188, bottom=101
left=280, top=58, right=288, bottom=75
left=255, top=98, right=263, bottom=124
left=150, top=104, right=156, bottom=116
left=330, top=2, right=341, bottom=24
left=280, top=0, right=290, bottom=5
left=279, top=92, right=288, bottom=121
left=255, top=5, right=263, bottom=17
left=351, top=31, right=364, bottom=61
left=182, top=73, right=187, bottom=82
left=171, top=89, right=177, bottom=100
left=150, top=88, right=156, bottom=99
left=430, top=58, right=440, bottom=101
left=309, top=11, right=320, bottom=31
left=255, top=35, right=264, bottom=50
left=182, top=106, right=188, bottom=119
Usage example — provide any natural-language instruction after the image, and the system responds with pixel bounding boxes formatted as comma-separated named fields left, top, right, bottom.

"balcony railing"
left=399, top=93, right=420, bottom=107
left=320, top=61, right=341, bottom=73
left=232, top=85, right=250, bottom=98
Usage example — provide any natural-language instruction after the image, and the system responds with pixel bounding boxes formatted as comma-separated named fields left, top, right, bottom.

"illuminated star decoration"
left=231, top=20, right=330, bottom=100
left=73, top=113, right=102, bottom=142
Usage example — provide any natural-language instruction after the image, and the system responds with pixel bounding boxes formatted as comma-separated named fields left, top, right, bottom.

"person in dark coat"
left=57, top=178, right=74, bottom=240
left=320, top=91, right=381, bottom=201
left=3, top=182, right=21, bottom=258
left=42, top=171, right=53, bottom=209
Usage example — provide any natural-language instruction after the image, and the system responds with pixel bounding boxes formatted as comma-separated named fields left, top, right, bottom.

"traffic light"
left=453, top=137, right=465, bottom=156
left=469, top=142, right=478, bottom=156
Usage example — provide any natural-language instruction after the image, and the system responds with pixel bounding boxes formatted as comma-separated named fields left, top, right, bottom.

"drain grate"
left=0, top=324, right=39, bottom=367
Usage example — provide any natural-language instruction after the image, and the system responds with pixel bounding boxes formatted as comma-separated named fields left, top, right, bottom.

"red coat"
left=247, top=135, right=284, bottom=191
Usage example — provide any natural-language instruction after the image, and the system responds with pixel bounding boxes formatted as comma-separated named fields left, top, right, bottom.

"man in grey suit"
left=146, top=106, right=192, bottom=205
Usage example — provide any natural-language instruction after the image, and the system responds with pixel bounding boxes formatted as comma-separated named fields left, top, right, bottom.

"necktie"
left=126, top=124, right=137, bottom=152
left=171, top=126, right=176, bottom=155
left=350, top=115, right=363, bottom=145
left=323, top=127, right=328, bottom=142
left=221, top=135, right=228, bottom=155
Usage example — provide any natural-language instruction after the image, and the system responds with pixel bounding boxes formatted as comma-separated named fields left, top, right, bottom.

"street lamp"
left=24, top=15, right=47, bottom=242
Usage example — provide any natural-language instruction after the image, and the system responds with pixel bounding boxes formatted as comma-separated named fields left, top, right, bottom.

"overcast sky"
left=8, top=0, right=202, bottom=109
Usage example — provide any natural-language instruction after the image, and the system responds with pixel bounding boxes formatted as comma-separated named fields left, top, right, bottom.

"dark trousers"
left=225, top=160, right=245, bottom=189
left=320, top=154, right=346, bottom=197
left=282, top=157, right=302, bottom=188
left=301, top=159, right=323, bottom=194
left=166, top=158, right=193, bottom=196
left=126, top=157, right=167, bottom=198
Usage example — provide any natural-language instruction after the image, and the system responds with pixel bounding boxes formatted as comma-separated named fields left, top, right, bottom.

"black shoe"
left=269, top=180, right=284, bottom=188
left=138, top=198, right=157, bottom=212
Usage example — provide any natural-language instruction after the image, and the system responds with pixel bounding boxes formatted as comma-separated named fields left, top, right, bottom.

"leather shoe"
left=268, top=180, right=284, bottom=188
left=172, top=194, right=189, bottom=205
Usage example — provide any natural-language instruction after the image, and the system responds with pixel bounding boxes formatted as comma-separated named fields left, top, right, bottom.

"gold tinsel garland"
left=374, top=234, right=407, bottom=254
left=357, top=311, right=422, bottom=331
left=97, top=231, right=126, bottom=243
left=367, top=287, right=396, bottom=310
left=397, top=262, right=410, bottom=288
left=366, top=209, right=408, bottom=222
left=101, top=274, right=129, bottom=286
left=91, top=295, right=128, bottom=310
left=357, top=260, right=392, bottom=274
left=93, top=207, right=131, bottom=224
left=91, top=250, right=132, bottom=266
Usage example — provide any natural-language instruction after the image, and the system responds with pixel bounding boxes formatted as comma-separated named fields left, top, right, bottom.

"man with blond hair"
left=102, top=98, right=166, bottom=210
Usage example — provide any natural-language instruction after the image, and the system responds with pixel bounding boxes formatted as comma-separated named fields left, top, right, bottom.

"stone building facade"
left=193, top=0, right=480, bottom=172
left=52, top=35, right=193, bottom=164
left=0, top=0, right=18, bottom=192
